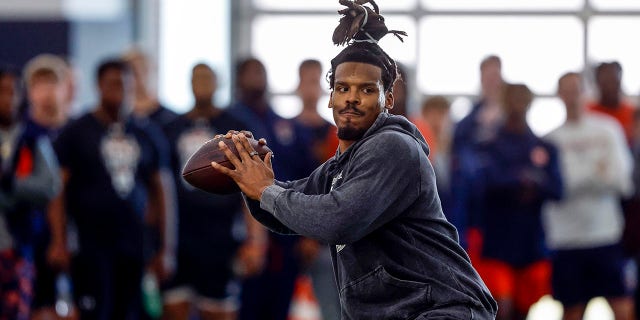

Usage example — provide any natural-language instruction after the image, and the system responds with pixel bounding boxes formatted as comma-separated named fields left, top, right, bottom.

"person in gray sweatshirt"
left=211, top=1, right=497, bottom=319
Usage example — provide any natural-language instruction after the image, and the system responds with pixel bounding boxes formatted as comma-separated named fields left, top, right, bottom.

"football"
left=182, top=136, right=271, bottom=194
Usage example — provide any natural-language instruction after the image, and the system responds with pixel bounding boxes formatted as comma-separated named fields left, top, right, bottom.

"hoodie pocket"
left=341, top=266, right=431, bottom=320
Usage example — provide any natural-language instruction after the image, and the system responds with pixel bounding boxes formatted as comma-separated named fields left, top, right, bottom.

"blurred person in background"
left=450, top=55, right=505, bottom=251
left=123, top=48, right=180, bottom=320
left=388, top=62, right=409, bottom=118
left=543, top=72, right=635, bottom=320
left=23, top=54, right=70, bottom=134
left=478, top=83, right=563, bottom=320
left=0, top=65, right=32, bottom=320
left=229, top=57, right=310, bottom=320
left=388, top=63, right=431, bottom=140
left=2, top=59, right=67, bottom=319
left=0, top=61, right=64, bottom=319
left=419, top=96, right=454, bottom=222
left=589, top=61, right=639, bottom=319
left=162, top=62, right=266, bottom=320
left=293, top=59, right=334, bottom=168
left=47, top=59, right=175, bottom=320
left=21, top=53, right=77, bottom=320
left=291, top=59, right=340, bottom=320
left=623, top=108, right=640, bottom=318
left=454, top=55, right=505, bottom=148
left=588, top=61, right=636, bottom=145
left=123, top=48, right=177, bottom=128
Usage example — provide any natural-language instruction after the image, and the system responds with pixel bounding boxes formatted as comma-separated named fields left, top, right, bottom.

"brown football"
left=182, top=136, right=271, bottom=194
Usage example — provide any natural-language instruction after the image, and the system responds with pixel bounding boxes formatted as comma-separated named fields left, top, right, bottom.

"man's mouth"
left=339, top=106, right=364, bottom=116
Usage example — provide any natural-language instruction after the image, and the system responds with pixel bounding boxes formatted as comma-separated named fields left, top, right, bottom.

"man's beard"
left=336, top=103, right=368, bottom=140
left=337, top=125, right=367, bottom=141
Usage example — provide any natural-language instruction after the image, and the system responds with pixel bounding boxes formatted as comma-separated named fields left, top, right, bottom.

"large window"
left=588, top=16, right=640, bottom=94
left=246, top=0, right=640, bottom=137
left=417, top=16, right=583, bottom=95
left=253, top=0, right=417, bottom=11
left=158, top=0, right=230, bottom=112
left=421, top=0, right=583, bottom=11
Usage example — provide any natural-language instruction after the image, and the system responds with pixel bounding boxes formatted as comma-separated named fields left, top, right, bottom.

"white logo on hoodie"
left=330, top=171, right=343, bottom=191
left=332, top=171, right=346, bottom=253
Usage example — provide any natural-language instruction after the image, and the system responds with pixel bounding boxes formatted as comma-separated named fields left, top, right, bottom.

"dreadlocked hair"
left=328, top=42, right=399, bottom=93
left=328, top=0, right=406, bottom=93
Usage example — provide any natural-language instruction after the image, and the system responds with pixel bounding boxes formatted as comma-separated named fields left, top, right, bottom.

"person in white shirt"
left=543, top=72, right=635, bottom=320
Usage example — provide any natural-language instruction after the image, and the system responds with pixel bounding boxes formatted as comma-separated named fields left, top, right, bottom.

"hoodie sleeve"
left=242, top=177, right=310, bottom=235
left=259, top=132, right=422, bottom=245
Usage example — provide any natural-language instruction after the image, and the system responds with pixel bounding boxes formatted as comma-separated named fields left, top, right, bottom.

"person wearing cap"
left=0, top=62, right=62, bottom=319
left=22, top=53, right=78, bottom=320
left=211, top=1, right=497, bottom=318
left=23, top=54, right=70, bottom=132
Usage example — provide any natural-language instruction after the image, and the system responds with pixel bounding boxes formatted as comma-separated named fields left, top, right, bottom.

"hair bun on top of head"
left=332, top=0, right=407, bottom=46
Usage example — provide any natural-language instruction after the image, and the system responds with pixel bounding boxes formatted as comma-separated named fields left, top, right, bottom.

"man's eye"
left=337, top=87, right=348, bottom=93
left=363, top=87, right=375, bottom=94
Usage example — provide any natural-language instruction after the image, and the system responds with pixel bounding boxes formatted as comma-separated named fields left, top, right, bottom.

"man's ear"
left=385, top=91, right=394, bottom=110
left=328, top=92, right=334, bottom=108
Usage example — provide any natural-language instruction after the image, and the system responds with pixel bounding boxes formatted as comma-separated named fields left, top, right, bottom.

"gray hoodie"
left=247, top=112, right=497, bottom=319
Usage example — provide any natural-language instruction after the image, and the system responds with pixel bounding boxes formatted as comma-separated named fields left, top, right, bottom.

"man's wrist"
left=259, top=184, right=286, bottom=214
left=258, top=185, right=271, bottom=201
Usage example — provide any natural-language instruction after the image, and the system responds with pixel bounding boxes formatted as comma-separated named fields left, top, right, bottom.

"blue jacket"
left=480, top=126, right=563, bottom=267
left=246, top=112, right=497, bottom=319
left=450, top=101, right=498, bottom=247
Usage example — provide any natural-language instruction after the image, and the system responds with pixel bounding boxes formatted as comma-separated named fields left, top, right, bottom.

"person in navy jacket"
left=477, top=83, right=563, bottom=320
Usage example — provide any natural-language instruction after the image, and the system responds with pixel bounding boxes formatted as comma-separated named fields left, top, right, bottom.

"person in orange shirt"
left=588, top=61, right=636, bottom=145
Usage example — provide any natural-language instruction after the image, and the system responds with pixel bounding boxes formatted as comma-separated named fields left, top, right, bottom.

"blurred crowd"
left=0, top=49, right=639, bottom=320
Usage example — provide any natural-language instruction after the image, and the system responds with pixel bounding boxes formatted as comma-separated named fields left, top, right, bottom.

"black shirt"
left=163, top=111, right=247, bottom=260
left=54, top=113, right=168, bottom=257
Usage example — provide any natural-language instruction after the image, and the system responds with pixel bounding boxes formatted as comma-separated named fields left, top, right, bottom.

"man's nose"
left=345, top=89, right=360, bottom=105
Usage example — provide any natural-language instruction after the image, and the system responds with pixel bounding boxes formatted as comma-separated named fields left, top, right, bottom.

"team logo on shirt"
left=100, top=124, right=141, bottom=198
left=178, top=122, right=215, bottom=189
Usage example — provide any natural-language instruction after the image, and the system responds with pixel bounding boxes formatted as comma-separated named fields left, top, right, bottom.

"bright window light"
left=252, top=15, right=340, bottom=95
left=448, top=97, right=566, bottom=137
left=450, top=96, right=473, bottom=122
left=417, top=16, right=584, bottom=95
left=588, top=16, right=640, bottom=95
left=421, top=0, right=583, bottom=11
left=253, top=0, right=417, bottom=11
left=159, top=0, right=230, bottom=113
left=590, top=0, right=640, bottom=10
left=252, top=15, right=415, bottom=95
left=63, top=0, right=126, bottom=20
left=270, top=95, right=333, bottom=123
left=528, top=97, right=566, bottom=136
left=270, top=95, right=302, bottom=119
